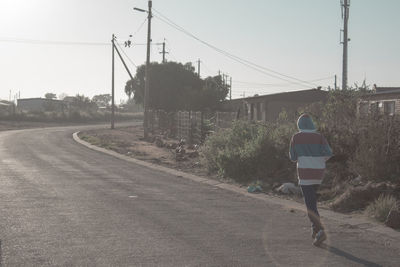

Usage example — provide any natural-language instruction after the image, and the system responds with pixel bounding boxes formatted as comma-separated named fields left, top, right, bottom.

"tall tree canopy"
left=92, top=94, right=111, bottom=108
left=45, top=93, right=57, bottom=99
left=125, top=61, right=229, bottom=111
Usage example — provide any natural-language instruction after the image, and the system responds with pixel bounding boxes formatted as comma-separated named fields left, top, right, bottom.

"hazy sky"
left=1, top=0, right=399, bottom=102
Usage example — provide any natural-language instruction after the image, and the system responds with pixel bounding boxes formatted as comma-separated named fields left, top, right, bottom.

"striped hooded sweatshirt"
left=289, top=114, right=332, bottom=185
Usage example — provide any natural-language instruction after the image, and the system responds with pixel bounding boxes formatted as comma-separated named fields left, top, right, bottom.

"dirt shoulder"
left=78, top=125, right=213, bottom=179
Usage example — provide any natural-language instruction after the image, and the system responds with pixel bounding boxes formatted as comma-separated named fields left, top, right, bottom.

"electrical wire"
left=115, top=41, right=138, bottom=68
left=152, top=9, right=320, bottom=88
left=133, top=17, right=148, bottom=37
left=0, top=37, right=150, bottom=47
left=153, top=13, right=315, bottom=87
left=0, top=38, right=110, bottom=46
left=234, top=75, right=335, bottom=87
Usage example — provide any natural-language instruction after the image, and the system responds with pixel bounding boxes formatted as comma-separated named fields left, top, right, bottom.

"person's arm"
left=289, top=136, right=297, bottom=162
left=321, top=135, right=333, bottom=161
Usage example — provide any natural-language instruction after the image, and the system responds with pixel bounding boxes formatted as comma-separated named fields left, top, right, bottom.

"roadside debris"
left=247, top=185, right=263, bottom=193
left=175, top=145, right=186, bottom=161
left=154, top=136, right=165, bottom=147
left=275, top=182, right=301, bottom=195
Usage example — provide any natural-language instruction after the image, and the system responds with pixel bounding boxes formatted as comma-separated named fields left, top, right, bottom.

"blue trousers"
left=300, top=185, right=324, bottom=232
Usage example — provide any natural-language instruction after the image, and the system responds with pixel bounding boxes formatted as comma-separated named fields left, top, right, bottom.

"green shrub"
left=201, top=120, right=296, bottom=183
left=349, top=116, right=400, bottom=182
left=366, top=194, right=398, bottom=222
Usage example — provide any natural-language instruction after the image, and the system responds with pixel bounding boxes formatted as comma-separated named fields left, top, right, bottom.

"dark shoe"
left=313, top=230, right=327, bottom=246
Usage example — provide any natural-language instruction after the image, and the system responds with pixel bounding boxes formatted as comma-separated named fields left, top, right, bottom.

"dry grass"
left=365, top=194, right=398, bottom=222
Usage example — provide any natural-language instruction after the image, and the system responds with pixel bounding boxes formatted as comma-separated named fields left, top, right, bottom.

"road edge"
left=72, top=131, right=400, bottom=242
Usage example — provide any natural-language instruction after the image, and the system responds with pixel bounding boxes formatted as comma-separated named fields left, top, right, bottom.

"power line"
left=231, top=87, right=321, bottom=97
left=234, top=75, right=334, bottom=87
left=133, top=17, right=148, bottom=37
left=152, top=9, right=320, bottom=88
left=0, top=38, right=110, bottom=46
left=154, top=13, right=316, bottom=87
left=115, top=41, right=138, bottom=68
left=0, top=37, right=148, bottom=46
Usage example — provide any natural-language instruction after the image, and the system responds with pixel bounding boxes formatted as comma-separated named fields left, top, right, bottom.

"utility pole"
left=341, top=0, right=350, bottom=90
left=134, top=2, right=152, bottom=138
left=229, top=77, right=232, bottom=100
left=197, top=59, right=201, bottom=77
left=143, top=0, right=152, bottom=139
left=111, top=34, right=115, bottom=129
left=334, top=75, right=337, bottom=90
left=159, top=39, right=168, bottom=63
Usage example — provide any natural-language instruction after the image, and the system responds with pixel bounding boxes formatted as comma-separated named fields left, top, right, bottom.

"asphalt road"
left=0, top=125, right=399, bottom=266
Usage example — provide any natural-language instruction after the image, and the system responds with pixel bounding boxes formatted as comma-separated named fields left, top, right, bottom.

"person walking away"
left=289, top=114, right=332, bottom=246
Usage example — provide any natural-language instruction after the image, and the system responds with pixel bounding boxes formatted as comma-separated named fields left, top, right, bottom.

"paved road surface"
left=0, top=125, right=399, bottom=266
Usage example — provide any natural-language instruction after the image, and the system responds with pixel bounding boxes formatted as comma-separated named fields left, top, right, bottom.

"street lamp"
left=134, top=1, right=152, bottom=139
left=133, top=7, right=146, bottom=12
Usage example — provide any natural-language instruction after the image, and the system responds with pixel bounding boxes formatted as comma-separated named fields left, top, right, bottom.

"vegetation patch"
left=366, top=194, right=398, bottom=222
left=201, top=119, right=296, bottom=184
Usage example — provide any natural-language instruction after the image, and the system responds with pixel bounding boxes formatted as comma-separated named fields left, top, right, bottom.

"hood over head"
left=297, top=114, right=316, bottom=132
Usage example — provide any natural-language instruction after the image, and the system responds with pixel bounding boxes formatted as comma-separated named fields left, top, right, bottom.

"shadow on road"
left=319, top=244, right=382, bottom=267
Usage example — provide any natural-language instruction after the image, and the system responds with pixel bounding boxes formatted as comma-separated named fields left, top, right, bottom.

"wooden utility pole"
left=334, top=75, right=337, bottom=90
left=143, top=0, right=152, bottom=139
left=111, top=34, right=115, bottom=129
left=229, top=77, right=232, bottom=100
left=197, top=59, right=201, bottom=77
left=159, top=40, right=168, bottom=63
left=341, top=0, right=350, bottom=90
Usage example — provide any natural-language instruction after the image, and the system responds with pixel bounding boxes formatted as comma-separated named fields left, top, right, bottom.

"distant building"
left=17, top=98, right=66, bottom=112
left=358, top=85, right=400, bottom=116
left=62, top=96, right=77, bottom=103
left=0, top=100, right=14, bottom=115
left=218, top=88, right=328, bottom=122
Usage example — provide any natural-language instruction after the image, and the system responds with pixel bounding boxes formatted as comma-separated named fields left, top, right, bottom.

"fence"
left=148, top=110, right=237, bottom=143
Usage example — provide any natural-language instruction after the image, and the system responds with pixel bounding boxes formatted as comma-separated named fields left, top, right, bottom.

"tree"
left=92, top=94, right=112, bottom=108
left=125, top=61, right=229, bottom=111
left=45, top=93, right=57, bottom=99
left=199, top=75, right=230, bottom=110
left=58, top=93, right=68, bottom=100
left=70, top=94, right=97, bottom=112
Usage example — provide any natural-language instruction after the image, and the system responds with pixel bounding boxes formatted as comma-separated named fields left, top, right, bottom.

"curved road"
left=0, top=125, right=399, bottom=266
